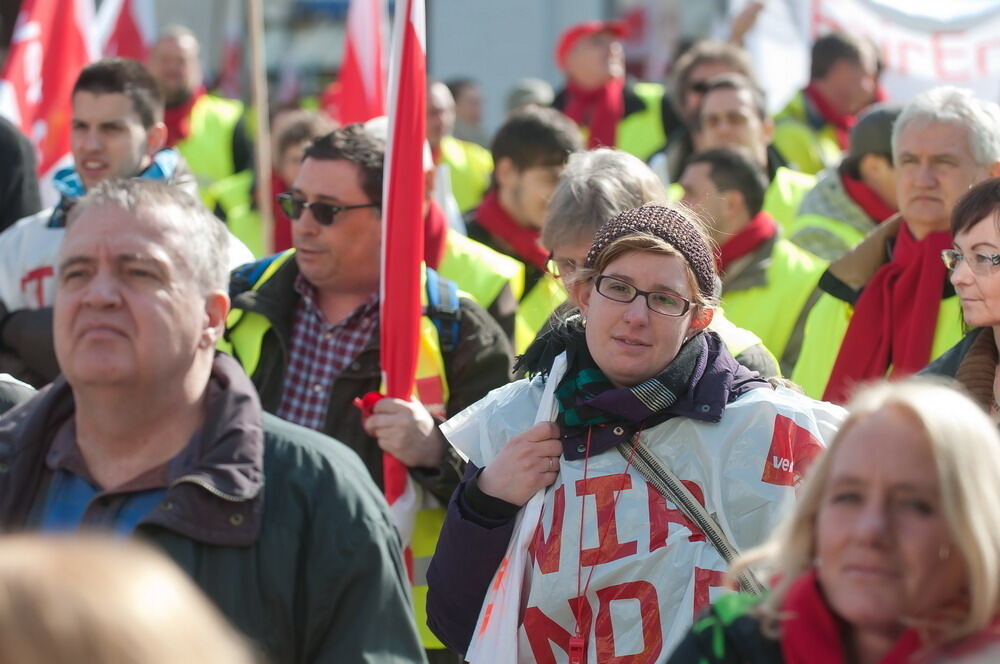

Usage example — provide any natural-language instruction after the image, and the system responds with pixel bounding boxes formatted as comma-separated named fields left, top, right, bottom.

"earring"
left=580, top=317, right=587, bottom=328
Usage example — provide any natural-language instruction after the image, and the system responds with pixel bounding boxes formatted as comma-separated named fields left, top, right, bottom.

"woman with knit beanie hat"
left=425, top=205, right=845, bottom=663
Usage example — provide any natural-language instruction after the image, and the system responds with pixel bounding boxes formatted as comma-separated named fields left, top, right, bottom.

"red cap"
left=555, top=20, right=627, bottom=71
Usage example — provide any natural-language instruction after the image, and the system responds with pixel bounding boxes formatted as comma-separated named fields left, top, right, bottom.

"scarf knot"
left=563, top=78, right=625, bottom=150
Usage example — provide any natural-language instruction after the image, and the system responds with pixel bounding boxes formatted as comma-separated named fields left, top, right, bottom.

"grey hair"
left=66, top=179, right=230, bottom=295
left=892, top=87, right=1000, bottom=168
left=154, top=25, right=199, bottom=49
left=541, top=148, right=668, bottom=250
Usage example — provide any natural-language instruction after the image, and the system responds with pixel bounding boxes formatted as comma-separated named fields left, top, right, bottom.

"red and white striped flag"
left=95, top=0, right=156, bottom=60
left=0, top=0, right=97, bottom=199
left=337, top=0, right=386, bottom=124
left=380, top=0, right=426, bottom=554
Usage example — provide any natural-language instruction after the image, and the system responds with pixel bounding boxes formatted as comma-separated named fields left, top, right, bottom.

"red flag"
left=96, top=0, right=155, bottom=60
left=337, top=0, right=386, bottom=124
left=380, top=0, right=426, bottom=527
left=0, top=0, right=97, bottom=179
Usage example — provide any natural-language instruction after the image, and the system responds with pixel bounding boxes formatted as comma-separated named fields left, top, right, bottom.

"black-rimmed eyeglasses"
left=277, top=193, right=379, bottom=226
left=594, top=275, right=691, bottom=317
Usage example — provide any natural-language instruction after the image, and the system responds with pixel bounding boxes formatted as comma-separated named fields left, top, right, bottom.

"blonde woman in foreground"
left=0, top=535, right=256, bottom=664
left=669, top=379, right=1000, bottom=663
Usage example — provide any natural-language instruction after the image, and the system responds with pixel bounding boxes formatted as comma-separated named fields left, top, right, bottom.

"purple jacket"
left=425, top=332, right=767, bottom=653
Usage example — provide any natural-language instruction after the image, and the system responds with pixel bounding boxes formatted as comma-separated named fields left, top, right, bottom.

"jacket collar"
left=0, top=353, right=265, bottom=546
left=722, top=233, right=779, bottom=293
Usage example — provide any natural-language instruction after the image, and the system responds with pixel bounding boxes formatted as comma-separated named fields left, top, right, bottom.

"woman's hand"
left=478, top=422, right=563, bottom=507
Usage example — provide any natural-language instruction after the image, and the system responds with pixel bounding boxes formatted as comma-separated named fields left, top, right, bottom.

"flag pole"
left=246, top=0, right=274, bottom=255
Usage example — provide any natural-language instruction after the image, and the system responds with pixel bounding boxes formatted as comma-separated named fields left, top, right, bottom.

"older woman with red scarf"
left=670, top=379, right=1000, bottom=663
left=550, top=20, right=675, bottom=162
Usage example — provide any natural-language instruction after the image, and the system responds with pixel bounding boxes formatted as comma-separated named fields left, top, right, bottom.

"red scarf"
left=824, top=223, right=952, bottom=403
left=841, top=173, right=896, bottom=223
left=475, top=190, right=550, bottom=272
left=163, top=86, right=206, bottom=147
left=562, top=77, right=625, bottom=149
left=423, top=198, right=448, bottom=269
left=780, top=571, right=921, bottom=664
left=805, top=83, right=855, bottom=149
left=716, top=211, right=778, bottom=273
left=270, top=173, right=293, bottom=252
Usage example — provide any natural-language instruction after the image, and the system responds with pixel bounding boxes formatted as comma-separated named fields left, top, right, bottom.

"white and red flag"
left=337, top=0, right=386, bottom=124
left=0, top=0, right=97, bottom=198
left=95, top=0, right=156, bottom=60
left=379, top=0, right=427, bottom=557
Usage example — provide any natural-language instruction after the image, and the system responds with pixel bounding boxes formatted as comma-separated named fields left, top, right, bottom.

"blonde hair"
left=733, top=379, right=1000, bottom=645
left=0, top=535, right=256, bottom=664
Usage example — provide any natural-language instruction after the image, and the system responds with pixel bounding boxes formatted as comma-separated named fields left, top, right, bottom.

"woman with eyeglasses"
left=425, top=205, right=844, bottom=663
left=924, top=178, right=1000, bottom=418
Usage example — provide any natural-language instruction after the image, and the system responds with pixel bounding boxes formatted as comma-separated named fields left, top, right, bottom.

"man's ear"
left=494, top=156, right=517, bottom=190
left=146, top=121, right=168, bottom=156
left=761, top=117, right=774, bottom=145
left=201, top=291, right=231, bottom=349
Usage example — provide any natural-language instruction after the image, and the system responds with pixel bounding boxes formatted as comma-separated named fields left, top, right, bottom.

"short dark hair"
left=951, top=177, right=1000, bottom=237
left=303, top=124, right=384, bottom=205
left=672, top=41, right=755, bottom=99
left=810, top=31, right=871, bottom=81
left=688, top=148, right=768, bottom=217
left=489, top=106, right=582, bottom=172
left=73, top=58, right=163, bottom=128
left=692, top=73, right=768, bottom=132
left=275, top=110, right=337, bottom=159
left=445, top=77, right=478, bottom=102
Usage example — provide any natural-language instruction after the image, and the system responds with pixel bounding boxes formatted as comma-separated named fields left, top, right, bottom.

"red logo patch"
left=761, top=415, right=824, bottom=486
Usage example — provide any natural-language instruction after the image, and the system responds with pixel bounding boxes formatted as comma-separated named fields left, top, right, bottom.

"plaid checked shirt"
left=276, top=274, right=380, bottom=431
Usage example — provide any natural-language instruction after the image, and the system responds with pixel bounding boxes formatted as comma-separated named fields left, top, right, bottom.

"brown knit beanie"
left=584, top=205, right=716, bottom=301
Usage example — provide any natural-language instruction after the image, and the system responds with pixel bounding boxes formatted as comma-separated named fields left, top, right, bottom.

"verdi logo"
left=761, top=415, right=824, bottom=486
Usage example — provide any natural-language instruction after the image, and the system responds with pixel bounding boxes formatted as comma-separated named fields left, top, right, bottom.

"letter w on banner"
left=0, top=0, right=97, bottom=202
left=381, top=0, right=427, bottom=557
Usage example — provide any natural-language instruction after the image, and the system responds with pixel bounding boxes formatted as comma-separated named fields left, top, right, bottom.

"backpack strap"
left=424, top=268, right=461, bottom=353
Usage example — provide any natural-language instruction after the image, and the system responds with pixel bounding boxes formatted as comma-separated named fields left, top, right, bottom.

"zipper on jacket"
left=169, top=474, right=247, bottom=503
left=622, top=439, right=766, bottom=596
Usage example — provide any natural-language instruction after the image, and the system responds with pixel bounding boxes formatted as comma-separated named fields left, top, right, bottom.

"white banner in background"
left=738, top=0, right=1000, bottom=112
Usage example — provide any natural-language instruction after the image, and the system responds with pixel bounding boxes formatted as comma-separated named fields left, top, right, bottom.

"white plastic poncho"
left=442, top=353, right=845, bottom=664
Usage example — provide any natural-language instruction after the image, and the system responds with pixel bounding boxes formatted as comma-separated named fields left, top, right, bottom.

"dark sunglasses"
left=276, top=193, right=379, bottom=226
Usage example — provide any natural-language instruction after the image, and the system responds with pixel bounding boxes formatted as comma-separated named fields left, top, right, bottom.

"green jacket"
left=439, top=136, right=493, bottom=213
left=176, top=94, right=252, bottom=191
left=0, top=355, right=427, bottom=664
left=763, top=167, right=815, bottom=234
left=669, top=593, right=781, bottom=664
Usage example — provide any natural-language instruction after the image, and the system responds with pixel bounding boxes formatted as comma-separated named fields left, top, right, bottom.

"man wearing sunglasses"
left=222, top=124, right=512, bottom=664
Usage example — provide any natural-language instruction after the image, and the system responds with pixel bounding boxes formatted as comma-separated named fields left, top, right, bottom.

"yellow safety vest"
left=615, top=82, right=668, bottom=162
left=773, top=91, right=843, bottom=176
left=709, top=307, right=779, bottom=373
left=789, top=211, right=871, bottom=262
left=514, top=272, right=567, bottom=354
left=438, top=230, right=525, bottom=305
left=219, top=250, right=452, bottom=649
left=439, top=136, right=493, bottom=213
left=791, top=292, right=965, bottom=399
left=763, top=167, right=816, bottom=233
left=721, top=238, right=827, bottom=364
left=203, top=170, right=266, bottom=258
left=176, top=94, right=245, bottom=191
